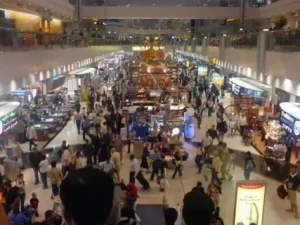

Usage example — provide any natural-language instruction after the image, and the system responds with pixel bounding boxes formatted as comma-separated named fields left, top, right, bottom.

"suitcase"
left=136, top=171, right=150, bottom=190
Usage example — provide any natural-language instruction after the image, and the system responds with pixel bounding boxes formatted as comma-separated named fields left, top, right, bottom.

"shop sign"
left=280, top=110, right=300, bottom=136
left=233, top=181, right=266, bottom=225
left=233, top=84, right=240, bottom=95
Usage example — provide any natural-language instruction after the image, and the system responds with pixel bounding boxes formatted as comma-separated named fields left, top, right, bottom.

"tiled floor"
left=21, top=141, right=300, bottom=225
left=18, top=93, right=300, bottom=225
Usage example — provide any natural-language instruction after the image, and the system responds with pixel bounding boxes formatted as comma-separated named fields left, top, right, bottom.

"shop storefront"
left=227, top=78, right=273, bottom=151
left=275, top=102, right=300, bottom=164
left=275, top=88, right=290, bottom=112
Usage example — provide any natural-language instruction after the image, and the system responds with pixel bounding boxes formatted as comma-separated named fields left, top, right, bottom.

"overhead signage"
left=280, top=110, right=300, bottom=136
left=0, top=112, right=18, bottom=134
left=234, top=181, right=266, bottom=225
left=233, top=84, right=240, bottom=95
left=197, top=65, right=208, bottom=76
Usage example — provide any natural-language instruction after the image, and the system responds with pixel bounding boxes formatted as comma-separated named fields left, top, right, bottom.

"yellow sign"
left=185, top=61, right=190, bottom=67
left=234, top=181, right=266, bottom=225
left=209, top=57, right=217, bottom=65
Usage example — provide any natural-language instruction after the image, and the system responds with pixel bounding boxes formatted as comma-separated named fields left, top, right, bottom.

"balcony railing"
left=227, top=28, right=300, bottom=53
left=81, top=0, right=242, bottom=7
left=228, top=32, right=258, bottom=49
left=0, top=27, right=147, bottom=51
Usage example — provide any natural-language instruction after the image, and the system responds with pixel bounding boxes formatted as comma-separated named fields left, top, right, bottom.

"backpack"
left=277, top=184, right=287, bottom=199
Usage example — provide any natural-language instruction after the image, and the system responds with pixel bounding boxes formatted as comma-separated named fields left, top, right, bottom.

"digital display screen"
left=197, top=65, right=208, bottom=76
left=234, top=181, right=266, bottom=225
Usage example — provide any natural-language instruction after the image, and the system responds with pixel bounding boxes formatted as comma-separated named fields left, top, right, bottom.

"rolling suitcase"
left=136, top=171, right=150, bottom=190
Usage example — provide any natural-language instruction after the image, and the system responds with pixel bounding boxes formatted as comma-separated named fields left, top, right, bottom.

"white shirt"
left=239, top=116, right=247, bottom=126
left=99, top=161, right=115, bottom=173
left=39, top=159, right=49, bottom=173
left=26, top=126, right=37, bottom=140
left=202, top=136, right=212, bottom=147
left=130, top=158, right=138, bottom=172
left=61, top=150, right=72, bottom=166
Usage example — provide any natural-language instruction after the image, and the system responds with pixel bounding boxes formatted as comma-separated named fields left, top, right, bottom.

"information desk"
left=34, top=124, right=52, bottom=141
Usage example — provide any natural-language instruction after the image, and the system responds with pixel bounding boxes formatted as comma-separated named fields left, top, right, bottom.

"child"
left=30, top=192, right=39, bottom=217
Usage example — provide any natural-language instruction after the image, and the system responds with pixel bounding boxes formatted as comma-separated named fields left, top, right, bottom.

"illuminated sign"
left=197, top=65, right=208, bottom=76
left=234, top=181, right=266, bottom=225
left=0, top=112, right=18, bottom=134
left=280, top=110, right=300, bottom=136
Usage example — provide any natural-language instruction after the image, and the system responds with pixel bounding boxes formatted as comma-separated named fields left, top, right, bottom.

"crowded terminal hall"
left=1, top=3, right=300, bottom=225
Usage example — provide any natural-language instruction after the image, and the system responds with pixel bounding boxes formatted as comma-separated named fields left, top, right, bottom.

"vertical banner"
left=233, top=181, right=266, bottom=225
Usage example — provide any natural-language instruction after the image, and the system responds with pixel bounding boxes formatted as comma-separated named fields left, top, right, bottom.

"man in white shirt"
left=129, top=154, right=138, bottom=184
left=61, top=148, right=72, bottom=177
left=212, top=152, right=222, bottom=183
left=202, top=132, right=213, bottom=158
left=111, top=148, right=121, bottom=183
left=99, top=157, right=115, bottom=179
left=26, top=125, right=37, bottom=152
left=238, top=114, right=248, bottom=135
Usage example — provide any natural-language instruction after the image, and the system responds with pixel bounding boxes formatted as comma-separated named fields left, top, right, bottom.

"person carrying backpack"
left=217, top=119, right=228, bottom=143
left=244, top=151, right=255, bottom=180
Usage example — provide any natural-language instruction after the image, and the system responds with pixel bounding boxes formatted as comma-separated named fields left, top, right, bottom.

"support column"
left=256, top=31, right=268, bottom=77
left=201, top=37, right=208, bottom=56
left=183, top=40, right=187, bottom=51
left=191, top=39, right=196, bottom=53
left=240, top=0, right=245, bottom=26
left=219, top=34, right=228, bottom=62
left=75, top=0, right=82, bottom=31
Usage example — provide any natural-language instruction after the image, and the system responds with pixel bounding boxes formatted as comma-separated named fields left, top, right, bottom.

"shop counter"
left=40, top=117, right=61, bottom=126
left=43, top=115, right=64, bottom=126
left=55, top=109, right=72, bottom=118
left=33, top=124, right=52, bottom=141
left=48, top=113, right=69, bottom=122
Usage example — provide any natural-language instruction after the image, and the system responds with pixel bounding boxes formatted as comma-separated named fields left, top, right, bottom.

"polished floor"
left=18, top=93, right=300, bottom=225
left=21, top=141, right=300, bottom=225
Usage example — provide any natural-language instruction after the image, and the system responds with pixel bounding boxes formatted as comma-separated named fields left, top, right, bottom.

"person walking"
left=61, top=147, right=72, bottom=177
left=285, top=165, right=300, bottom=218
left=49, top=161, right=63, bottom=198
left=220, top=143, right=233, bottom=181
left=217, top=119, right=228, bottom=143
left=129, top=154, right=138, bottom=183
left=172, top=146, right=183, bottom=179
left=82, top=116, right=90, bottom=141
left=29, top=147, right=43, bottom=184
left=26, top=123, right=37, bottom=151
left=39, top=154, right=49, bottom=189
left=140, top=143, right=150, bottom=173
left=212, top=151, right=222, bottom=183
left=111, top=148, right=121, bottom=183
left=73, top=109, right=83, bottom=135
left=195, top=143, right=204, bottom=174
left=15, top=173, right=25, bottom=212
left=244, top=151, right=255, bottom=180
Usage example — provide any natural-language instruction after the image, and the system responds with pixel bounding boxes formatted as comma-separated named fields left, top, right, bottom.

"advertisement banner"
left=233, top=181, right=266, bottom=225
left=197, top=65, right=208, bottom=76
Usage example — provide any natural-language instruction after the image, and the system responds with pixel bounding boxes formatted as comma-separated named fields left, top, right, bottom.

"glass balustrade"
left=81, top=0, right=241, bottom=7
left=0, top=28, right=147, bottom=50
left=270, top=29, right=300, bottom=53
left=228, top=32, right=258, bottom=49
